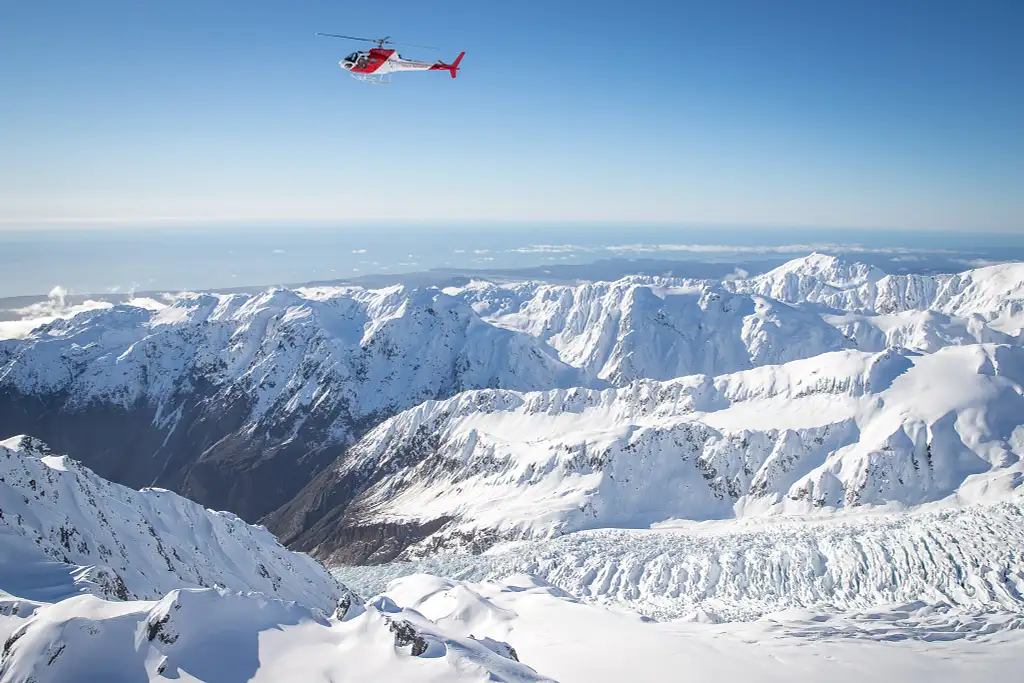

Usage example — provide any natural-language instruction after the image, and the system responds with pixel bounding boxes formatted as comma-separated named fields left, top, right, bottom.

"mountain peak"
left=766, top=252, right=885, bottom=285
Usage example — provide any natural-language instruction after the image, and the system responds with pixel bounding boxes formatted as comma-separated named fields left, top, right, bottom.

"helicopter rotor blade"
left=315, top=33, right=439, bottom=51
left=388, top=41, right=440, bottom=51
left=315, top=33, right=380, bottom=43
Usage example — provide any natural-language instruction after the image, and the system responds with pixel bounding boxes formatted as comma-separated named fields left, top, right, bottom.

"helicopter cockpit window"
left=345, top=52, right=360, bottom=63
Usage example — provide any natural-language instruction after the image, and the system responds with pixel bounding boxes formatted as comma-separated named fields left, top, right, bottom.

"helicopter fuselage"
left=339, top=48, right=464, bottom=81
left=342, top=49, right=436, bottom=75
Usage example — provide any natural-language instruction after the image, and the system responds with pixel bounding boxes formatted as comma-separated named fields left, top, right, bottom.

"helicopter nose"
left=340, top=60, right=352, bottom=70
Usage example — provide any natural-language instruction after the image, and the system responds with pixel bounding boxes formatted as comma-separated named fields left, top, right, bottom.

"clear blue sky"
left=1, top=0, right=1022, bottom=230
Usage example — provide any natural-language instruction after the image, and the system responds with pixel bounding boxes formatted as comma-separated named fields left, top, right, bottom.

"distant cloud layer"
left=461, top=242, right=952, bottom=258
left=602, top=243, right=952, bottom=255
left=0, top=287, right=166, bottom=340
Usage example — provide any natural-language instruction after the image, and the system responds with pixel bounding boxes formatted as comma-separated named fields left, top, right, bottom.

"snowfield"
left=0, top=587, right=549, bottom=683
left=366, top=573, right=1024, bottom=683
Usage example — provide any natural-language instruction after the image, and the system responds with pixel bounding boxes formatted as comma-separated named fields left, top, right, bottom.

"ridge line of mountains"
left=2, top=252, right=1023, bottom=563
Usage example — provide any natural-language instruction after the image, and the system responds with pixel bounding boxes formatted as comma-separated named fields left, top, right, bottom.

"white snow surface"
left=329, top=343, right=1024, bottom=547
left=0, top=586, right=548, bottom=683
left=366, top=572, right=1024, bottom=683
left=0, top=436, right=343, bottom=609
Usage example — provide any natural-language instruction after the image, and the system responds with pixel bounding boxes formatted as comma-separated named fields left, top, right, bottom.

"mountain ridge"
left=2, top=254, right=1023, bottom=562
left=273, top=343, right=1024, bottom=562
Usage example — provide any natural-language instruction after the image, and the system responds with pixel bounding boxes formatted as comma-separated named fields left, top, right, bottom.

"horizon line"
left=0, top=216, right=1019, bottom=235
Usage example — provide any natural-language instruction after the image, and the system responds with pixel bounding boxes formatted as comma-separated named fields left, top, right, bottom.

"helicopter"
left=317, top=33, right=465, bottom=84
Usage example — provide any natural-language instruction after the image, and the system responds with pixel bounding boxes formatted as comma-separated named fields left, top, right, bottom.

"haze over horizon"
left=2, top=0, right=1022, bottom=231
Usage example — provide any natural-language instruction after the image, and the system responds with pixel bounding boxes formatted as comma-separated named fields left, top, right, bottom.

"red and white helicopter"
left=317, top=33, right=465, bottom=84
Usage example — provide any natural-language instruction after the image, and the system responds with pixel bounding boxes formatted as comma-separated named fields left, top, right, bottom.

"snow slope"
left=0, top=286, right=583, bottom=521
left=451, top=279, right=853, bottom=383
left=732, top=253, right=1024, bottom=335
left=289, top=344, right=1024, bottom=562
left=0, top=437, right=548, bottom=682
left=0, top=436, right=343, bottom=609
left=368, top=572, right=1024, bottom=683
left=0, top=586, right=548, bottom=683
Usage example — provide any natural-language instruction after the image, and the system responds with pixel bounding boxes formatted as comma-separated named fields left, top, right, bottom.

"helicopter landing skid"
left=350, top=72, right=391, bottom=85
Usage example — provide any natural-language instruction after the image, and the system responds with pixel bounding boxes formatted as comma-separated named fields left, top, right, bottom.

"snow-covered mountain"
left=0, top=435, right=343, bottom=608
left=4, top=252, right=1024, bottom=681
left=448, top=255, right=1022, bottom=383
left=3, top=254, right=1024, bottom=563
left=732, top=253, right=1024, bottom=335
left=728, top=252, right=887, bottom=303
left=450, top=279, right=852, bottom=383
left=0, top=286, right=582, bottom=522
left=0, top=437, right=548, bottom=682
left=275, top=344, right=1024, bottom=562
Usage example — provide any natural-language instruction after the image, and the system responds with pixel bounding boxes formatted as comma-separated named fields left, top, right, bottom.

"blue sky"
left=1, top=0, right=1022, bottom=230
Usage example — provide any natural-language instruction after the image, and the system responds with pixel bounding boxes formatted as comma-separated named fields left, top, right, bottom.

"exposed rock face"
left=332, top=587, right=365, bottom=621
left=388, top=618, right=429, bottom=656
left=0, top=287, right=581, bottom=523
